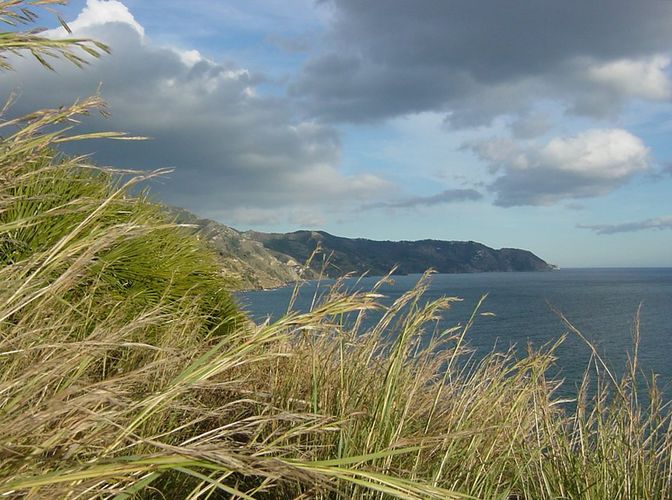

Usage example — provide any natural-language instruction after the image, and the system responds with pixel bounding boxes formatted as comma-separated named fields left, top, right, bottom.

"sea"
left=236, top=268, right=672, bottom=399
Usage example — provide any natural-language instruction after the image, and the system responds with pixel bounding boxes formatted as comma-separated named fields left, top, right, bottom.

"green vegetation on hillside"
left=247, top=230, right=553, bottom=278
left=1, top=3, right=671, bottom=499
left=169, top=208, right=314, bottom=290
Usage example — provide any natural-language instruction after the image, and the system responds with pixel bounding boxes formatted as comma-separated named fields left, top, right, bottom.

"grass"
left=1, top=2, right=672, bottom=498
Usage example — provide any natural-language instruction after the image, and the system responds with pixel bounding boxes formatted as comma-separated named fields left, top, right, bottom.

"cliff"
left=169, top=208, right=312, bottom=289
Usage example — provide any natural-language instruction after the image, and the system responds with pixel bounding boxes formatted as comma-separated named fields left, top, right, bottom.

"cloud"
left=662, top=164, right=672, bottom=177
left=579, top=215, right=672, bottom=234
left=60, top=0, right=145, bottom=37
left=469, top=129, right=650, bottom=206
left=208, top=207, right=326, bottom=227
left=4, top=0, right=390, bottom=226
left=292, top=0, right=672, bottom=126
left=510, top=112, right=552, bottom=139
left=586, top=56, right=672, bottom=102
left=265, top=34, right=313, bottom=53
left=363, top=189, right=482, bottom=210
left=568, top=55, right=672, bottom=118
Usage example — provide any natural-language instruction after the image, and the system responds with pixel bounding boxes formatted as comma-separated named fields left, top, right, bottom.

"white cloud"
left=3, top=1, right=390, bottom=227
left=472, top=138, right=530, bottom=170
left=52, top=0, right=145, bottom=38
left=586, top=55, right=672, bottom=101
left=177, top=49, right=204, bottom=67
left=540, top=129, right=649, bottom=178
left=471, top=129, right=650, bottom=206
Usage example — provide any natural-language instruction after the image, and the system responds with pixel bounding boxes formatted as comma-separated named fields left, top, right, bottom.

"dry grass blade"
left=1, top=2, right=671, bottom=498
left=0, top=1, right=109, bottom=71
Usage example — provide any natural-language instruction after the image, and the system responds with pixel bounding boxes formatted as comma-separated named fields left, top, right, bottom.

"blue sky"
left=6, top=0, right=672, bottom=267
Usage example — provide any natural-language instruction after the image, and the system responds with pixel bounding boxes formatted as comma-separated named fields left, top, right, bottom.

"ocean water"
left=236, top=268, right=672, bottom=397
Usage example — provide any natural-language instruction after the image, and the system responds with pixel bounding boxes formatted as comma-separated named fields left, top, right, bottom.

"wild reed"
left=1, top=2, right=671, bottom=498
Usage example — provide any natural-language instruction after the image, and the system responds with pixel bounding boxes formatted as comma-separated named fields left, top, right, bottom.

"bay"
left=236, top=268, right=672, bottom=397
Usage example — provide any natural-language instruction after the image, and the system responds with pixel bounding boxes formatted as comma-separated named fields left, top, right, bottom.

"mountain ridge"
left=169, top=208, right=554, bottom=289
left=245, top=229, right=554, bottom=278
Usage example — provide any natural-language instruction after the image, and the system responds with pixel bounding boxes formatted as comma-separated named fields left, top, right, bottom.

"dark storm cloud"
left=2, top=6, right=390, bottom=224
left=362, top=188, right=482, bottom=210
left=293, top=0, right=672, bottom=125
left=579, top=216, right=672, bottom=235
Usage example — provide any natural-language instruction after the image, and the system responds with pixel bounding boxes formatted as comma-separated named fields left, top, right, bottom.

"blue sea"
left=236, top=268, right=672, bottom=397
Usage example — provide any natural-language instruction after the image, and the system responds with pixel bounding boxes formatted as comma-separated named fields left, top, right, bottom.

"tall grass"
left=1, top=2, right=671, bottom=498
left=248, top=276, right=672, bottom=499
left=0, top=0, right=109, bottom=70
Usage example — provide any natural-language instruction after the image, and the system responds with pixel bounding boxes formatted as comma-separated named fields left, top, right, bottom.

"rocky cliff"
left=169, top=209, right=312, bottom=289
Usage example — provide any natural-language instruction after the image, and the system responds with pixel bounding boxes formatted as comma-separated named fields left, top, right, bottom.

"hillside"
left=246, top=230, right=554, bottom=277
left=169, top=208, right=314, bottom=289
left=170, top=210, right=553, bottom=287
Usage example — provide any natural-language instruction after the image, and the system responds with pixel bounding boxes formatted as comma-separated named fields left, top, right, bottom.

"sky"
left=4, top=0, right=672, bottom=267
